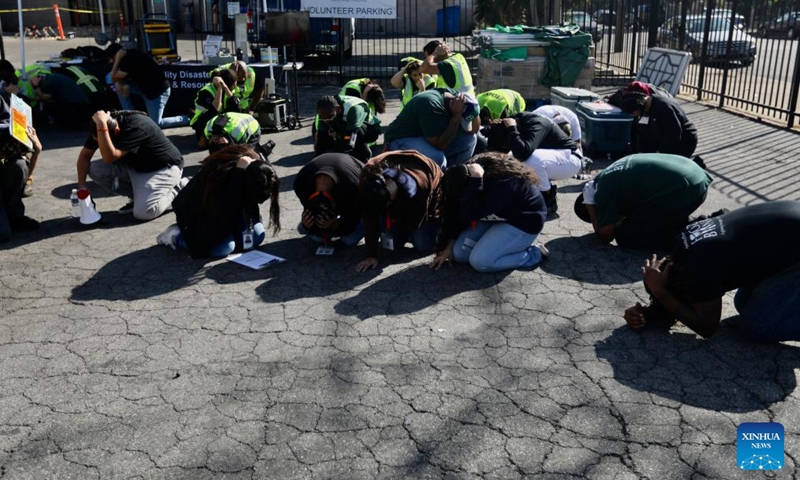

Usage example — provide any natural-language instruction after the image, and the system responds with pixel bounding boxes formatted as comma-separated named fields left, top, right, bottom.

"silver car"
left=658, top=15, right=757, bottom=66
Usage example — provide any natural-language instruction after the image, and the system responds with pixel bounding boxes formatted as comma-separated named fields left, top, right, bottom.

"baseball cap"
left=461, top=94, right=479, bottom=132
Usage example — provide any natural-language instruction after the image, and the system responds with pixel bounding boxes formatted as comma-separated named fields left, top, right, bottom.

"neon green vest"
left=15, top=65, right=52, bottom=107
left=210, top=63, right=256, bottom=108
left=477, top=89, right=527, bottom=120
left=63, top=66, right=105, bottom=94
left=190, top=83, right=229, bottom=126
left=434, top=53, right=474, bottom=97
left=204, top=112, right=261, bottom=143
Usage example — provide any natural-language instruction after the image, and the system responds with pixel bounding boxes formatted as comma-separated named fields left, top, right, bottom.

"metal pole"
left=98, top=0, right=106, bottom=33
left=718, top=0, right=738, bottom=109
left=647, top=0, right=658, bottom=47
left=18, top=0, right=25, bottom=78
left=696, top=0, right=715, bottom=101
left=0, top=20, right=5, bottom=60
left=786, top=38, right=800, bottom=127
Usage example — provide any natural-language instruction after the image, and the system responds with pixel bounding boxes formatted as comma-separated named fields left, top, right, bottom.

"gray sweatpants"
left=88, top=160, right=185, bottom=221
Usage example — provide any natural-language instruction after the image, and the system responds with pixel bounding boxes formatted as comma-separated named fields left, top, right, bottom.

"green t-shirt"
left=594, top=153, right=713, bottom=228
left=384, top=88, right=458, bottom=142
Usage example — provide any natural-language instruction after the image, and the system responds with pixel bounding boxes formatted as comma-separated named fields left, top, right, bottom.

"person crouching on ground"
left=76, top=110, right=187, bottom=221
left=157, top=144, right=281, bottom=258
left=355, top=150, right=442, bottom=272
left=430, top=151, right=549, bottom=273
left=190, top=69, right=241, bottom=149
left=623, top=201, right=800, bottom=342
left=574, top=153, right=712, bottom=250
left=295, top=153, right=365, bottom=247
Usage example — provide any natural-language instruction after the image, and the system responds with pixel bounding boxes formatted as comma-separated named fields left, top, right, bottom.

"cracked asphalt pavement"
left=2, top=52, right=800, bottom=477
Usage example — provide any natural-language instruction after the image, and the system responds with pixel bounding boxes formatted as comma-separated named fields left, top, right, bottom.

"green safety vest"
left=204, top=112, right=261, bottom=143
left=63, top=65, right=105, bottom=94
left=434, top=53, right=474, bottom=97
left=400, top=74, right=437, bottom=108
left=15, top=64, right=52, bottom=107
left=477, top=89, right=526, bottom=120
left=210, top=63, right=256, bottom=108
left=190, top=83, right=230, bottom=126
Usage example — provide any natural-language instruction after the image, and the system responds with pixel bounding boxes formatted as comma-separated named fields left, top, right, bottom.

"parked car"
left=709, top=9, right=746, bottom=29
left=592, top=9, right=616, bottom=25
left=757, top=12, right=800, bottom=38
left=658, top=15, right=757, bottom=66
left=565, top=11, right=602, bottom=42
left=627, top=4, right=666, bottom=28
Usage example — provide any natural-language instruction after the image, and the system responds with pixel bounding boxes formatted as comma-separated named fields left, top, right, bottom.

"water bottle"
left=70, top=189, right=81, bottom=217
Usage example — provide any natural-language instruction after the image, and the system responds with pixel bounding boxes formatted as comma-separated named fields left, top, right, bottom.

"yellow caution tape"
left=0, top=7, right=52, bottom=13
left=60, top=7, right=119, bottom=13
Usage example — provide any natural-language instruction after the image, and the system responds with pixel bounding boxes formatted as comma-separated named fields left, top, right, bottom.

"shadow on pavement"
left=540, top=236, right=648, bottom=285
left=595, top=325, right=799, bottom=412
left=273, top=151, right=314, bottom=168
left=71, top=245, right=207, bottom=301
left=335, top=263, right=511, bottom=320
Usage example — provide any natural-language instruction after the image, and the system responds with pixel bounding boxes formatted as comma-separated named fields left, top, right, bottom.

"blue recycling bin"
left=436, top=6, right=461, bottom=35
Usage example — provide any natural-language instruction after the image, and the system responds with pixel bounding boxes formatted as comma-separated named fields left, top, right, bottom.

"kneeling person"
left=77, top=110, right=186, bottom=221
left=294, top=153, right=364, bottom=247
left=574, top=153, right=712, bottom=250
left=159, top=144, right=281, bottom=258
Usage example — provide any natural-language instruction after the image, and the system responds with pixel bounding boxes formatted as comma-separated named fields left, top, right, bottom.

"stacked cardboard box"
left=477, top=56, right=595, bottom=99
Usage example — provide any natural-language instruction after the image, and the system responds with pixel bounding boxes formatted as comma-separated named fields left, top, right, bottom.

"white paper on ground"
left=227, top=250, right=285, bottom=270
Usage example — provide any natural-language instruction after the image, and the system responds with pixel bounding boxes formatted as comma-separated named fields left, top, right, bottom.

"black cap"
left=573, top=193, right=592, bottom=223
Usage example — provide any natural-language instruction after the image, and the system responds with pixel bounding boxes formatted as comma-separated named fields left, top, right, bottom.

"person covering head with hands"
left=485, top=111, right=579, bottom=216
left=623, top=201, right=800, bottom=342
left=105, top=43, right=189, bottom=129
left=209, top=60, right=262, bottom=111
left=355, top=150, right=442, bottom=272
left=0, top=119, right=41, bottom=240
left=420, top=41, right=475, bottom=97
left=383, top=88, right=479, bottom=168
left=157, top=144, right=281, bottom=258
left=295, top=153, right=365, bottom=247
left=76, top=110, right=187, bottom=221
left=190, top=69, right=241, bottom=149
left=390, top=60, right=436, bottom=110
left=574, top=153, right=712, bottom=250
left=431, top=151, right=549, bottom=272
left=314, top=94, right=379, bottom=163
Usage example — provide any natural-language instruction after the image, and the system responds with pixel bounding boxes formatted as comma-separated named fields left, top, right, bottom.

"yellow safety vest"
left=477, top=89, right=527, bottom=120
left=190, top=83, right=230, bottom=126
left=434, top=53, right=474, bottom=97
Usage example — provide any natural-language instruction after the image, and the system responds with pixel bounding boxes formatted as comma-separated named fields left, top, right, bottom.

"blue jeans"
left=177, top=222, right=266, bottom=258
left=386, top=130, right=477, bottom=169
left=451, top=221, right=542, bottom=272
left=734, top=263, right=800, bottom=342
left=117, top=83, right=189, bottom=129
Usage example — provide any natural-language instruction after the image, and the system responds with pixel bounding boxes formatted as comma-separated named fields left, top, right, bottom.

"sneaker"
left=536, top=243, right=550, bottom=259
left=23, top=176, right=33, bottom=197
left=118, top=201, right=134, bottom=215
left=10, top=216, right=40, bottom=232
left=543, top=185, right=558, bottom=216
left=156, top=224, right=181, bottom=250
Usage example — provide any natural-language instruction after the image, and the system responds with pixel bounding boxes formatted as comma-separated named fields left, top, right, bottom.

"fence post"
left=629, top=24, right=639, bottom=76
left=647, top=0, right=659, bottom=47
left=696, top=0, right=715, bottom=101
left=787, top=41, right=800, bottom=128
left=53, top=4, right=66, bottom=40
left=718, top=0, right=738, bottom=109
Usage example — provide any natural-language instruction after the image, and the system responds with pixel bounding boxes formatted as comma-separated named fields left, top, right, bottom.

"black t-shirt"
left=118, top=49, right=170, bottom=99
left=294, top=153, right=364, bottom=237
left=671, top=201, right=800, bottom=302
left=508, top=112, right=577, bottom=160
left=84, top=113, right=183, bottom=173
left=636, top=92, right=698, bottom=156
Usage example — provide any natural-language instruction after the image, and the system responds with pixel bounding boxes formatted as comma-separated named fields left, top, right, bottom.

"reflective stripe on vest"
left=340, top=78, right=370, bottom=98
left=191, top=84, right=226, bottom=125
left=205, top=112, right=260, bottom=142
left=434, top=53, right=474, bottom=96
left=342, top=96, right=370, bottom=121
left=64, top=66, right=103, bottom=93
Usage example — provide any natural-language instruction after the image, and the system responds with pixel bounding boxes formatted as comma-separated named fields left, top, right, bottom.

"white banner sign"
left=300, top=0, right=397, bottom=19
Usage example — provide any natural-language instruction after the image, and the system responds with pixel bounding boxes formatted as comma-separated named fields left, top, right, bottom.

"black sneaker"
left=10, top=216, right=40, bottom=232
left=118, top=201, right=134, bottom=215
left=543, top=185, right=558, bottom=216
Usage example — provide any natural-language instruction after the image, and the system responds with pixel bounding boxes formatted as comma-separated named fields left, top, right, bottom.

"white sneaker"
left=536, top=243, right=550, bottom=258
left=156, top=224, right=181, bottom=250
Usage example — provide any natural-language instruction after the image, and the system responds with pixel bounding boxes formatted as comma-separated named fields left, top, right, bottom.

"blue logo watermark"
left=737, top=422, right=784, bottom=470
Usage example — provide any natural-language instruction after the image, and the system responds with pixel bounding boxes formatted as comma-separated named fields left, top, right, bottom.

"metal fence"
left=579, top=0, right=800, bottom=128
left=178, top=0, right=800, bottom=128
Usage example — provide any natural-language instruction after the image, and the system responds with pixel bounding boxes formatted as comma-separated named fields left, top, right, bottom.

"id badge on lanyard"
left=381, top=213, right=394, bottom=251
